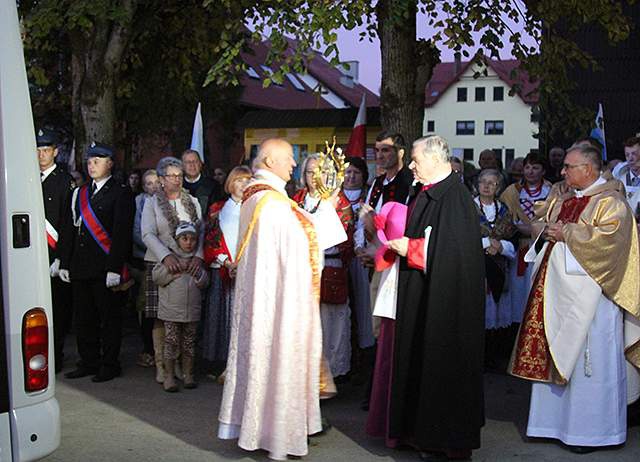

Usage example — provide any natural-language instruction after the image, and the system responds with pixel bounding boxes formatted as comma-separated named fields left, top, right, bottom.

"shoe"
left=64, top=366, right=98, bottom=379
left=91, top=368, right=121, bottom=383
left=136, top=352, right=154, bottom=368
left=182, top=355, right=197, bottom=389
left=310, top=417, right=332, bottom=437
left=419, top=452, right=447, bottom=461
left=566, top=445, right=598, bottom=454
left=163, top=358, right=179, bottom=392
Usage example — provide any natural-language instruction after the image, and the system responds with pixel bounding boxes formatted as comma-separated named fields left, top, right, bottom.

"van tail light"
left=22, top=308, right=49, bottom=392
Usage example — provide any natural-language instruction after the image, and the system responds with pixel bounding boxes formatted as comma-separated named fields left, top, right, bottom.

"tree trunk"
left=69, top=0, right=136, bottom=168
left=377, top=0, right=438, bottom=158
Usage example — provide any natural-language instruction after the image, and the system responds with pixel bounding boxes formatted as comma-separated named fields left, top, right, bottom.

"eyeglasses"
left=562, top=163, right=588, bottom=170
left=163, top=173, right=183, bottom=180
left=478, top=180, right=498, bottom=186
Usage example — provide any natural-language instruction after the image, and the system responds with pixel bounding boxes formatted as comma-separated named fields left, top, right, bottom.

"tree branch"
left=104, top=0, right=136, bottom=75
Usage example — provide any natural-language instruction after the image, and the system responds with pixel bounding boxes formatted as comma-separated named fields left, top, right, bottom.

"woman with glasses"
left=475, top=169, right=517, bottom=370
left=141, top=157, right=203, bottom=385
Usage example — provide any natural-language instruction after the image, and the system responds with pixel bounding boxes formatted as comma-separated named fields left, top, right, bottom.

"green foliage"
left=20, top=0, right=236, bottom=154
left=204, top=0, right=635, bottom=145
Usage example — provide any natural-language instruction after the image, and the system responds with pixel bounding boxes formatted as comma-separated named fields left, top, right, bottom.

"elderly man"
left=218, top=138, right=346, bottom=460
left=510, top=145, right=640, bottom=453
left=181, top=149, right=222, bottom=214
left=385, top=135, right=486, bottom=460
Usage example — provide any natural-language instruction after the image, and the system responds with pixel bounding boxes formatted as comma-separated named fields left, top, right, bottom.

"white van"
left=0, top=0, right=61, bottom=460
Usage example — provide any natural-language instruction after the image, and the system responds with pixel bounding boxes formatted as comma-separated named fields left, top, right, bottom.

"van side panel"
left=0, top=415, right=13, bottom=460
left=0, top=0, right=61, bottom=460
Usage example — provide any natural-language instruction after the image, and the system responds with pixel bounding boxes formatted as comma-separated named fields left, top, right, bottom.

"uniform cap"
left=85, top=141, right=114, bottom=159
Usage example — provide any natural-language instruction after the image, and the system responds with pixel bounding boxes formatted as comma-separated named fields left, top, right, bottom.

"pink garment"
left=218, top=181, right=323, bottom=458
left=365, top=317, right=398, bottom=448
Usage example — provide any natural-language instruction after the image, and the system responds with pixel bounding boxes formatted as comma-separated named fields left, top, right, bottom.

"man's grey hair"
left=567, top=145, right=602, bottom=171
left=156, top=156, right=183, bottom=177
left=299, top=153, right=321, bottom=189
left=413, top=135, right=450, bottom=163
left=181, top=149, right=201, bottom=162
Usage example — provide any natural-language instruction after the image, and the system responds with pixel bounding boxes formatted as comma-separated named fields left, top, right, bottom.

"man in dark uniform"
left=181, top=149, right=222, bottom=214
left=59, top=142, right=134, bottom=382
left=36, top=129, right=75, bottom=373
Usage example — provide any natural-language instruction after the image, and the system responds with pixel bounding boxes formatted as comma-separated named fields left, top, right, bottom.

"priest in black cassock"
left=386, top=135, right=485, bottom=461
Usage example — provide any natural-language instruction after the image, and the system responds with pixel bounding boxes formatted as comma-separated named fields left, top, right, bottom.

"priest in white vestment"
left=509, top=145, right=640, bottom=453
left=217, top=138, right=346, bottom=461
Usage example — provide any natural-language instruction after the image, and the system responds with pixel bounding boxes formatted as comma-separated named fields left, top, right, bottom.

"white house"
left=423, top=55, right=539, bottom=168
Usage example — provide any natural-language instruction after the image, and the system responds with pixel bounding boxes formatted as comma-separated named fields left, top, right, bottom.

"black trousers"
left=51, top=276, right=72, bottom=364
left=72, top=278, right=124, bottom=373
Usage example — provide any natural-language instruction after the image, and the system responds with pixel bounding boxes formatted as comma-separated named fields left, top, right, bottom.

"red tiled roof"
left=425, top=56, right=539, bottom=107
left=237, top=38, right=379, bottom=110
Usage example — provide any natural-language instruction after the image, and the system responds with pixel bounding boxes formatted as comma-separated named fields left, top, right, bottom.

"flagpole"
left=600, top=103, right=607, bottom=161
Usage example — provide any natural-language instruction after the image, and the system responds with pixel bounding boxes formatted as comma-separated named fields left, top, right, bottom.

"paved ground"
left=43, top=332, right=640, bottom=461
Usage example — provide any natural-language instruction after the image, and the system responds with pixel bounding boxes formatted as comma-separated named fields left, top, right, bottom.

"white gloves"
left=58, top=269, right=70, bottom=283
left=106, top=272, right=121, bottom=288
left=49, top=258, right=60, bottom=278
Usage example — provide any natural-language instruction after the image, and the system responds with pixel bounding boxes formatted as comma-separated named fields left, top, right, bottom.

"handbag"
left=320, top=266, right=348, bottom=304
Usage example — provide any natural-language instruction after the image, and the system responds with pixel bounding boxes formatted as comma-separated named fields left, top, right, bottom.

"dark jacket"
left=389, top=173, right=486, bottom=450
left=183, top=175, right=222, bottom=216
left=41, top=165, right=75, bottom=263
left=60, top=178, right=135, bottom=280
left=367, top=167, right=413, bottom=208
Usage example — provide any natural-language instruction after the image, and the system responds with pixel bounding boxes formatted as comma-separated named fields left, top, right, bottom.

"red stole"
left=510, top=195, right=591, bottom=382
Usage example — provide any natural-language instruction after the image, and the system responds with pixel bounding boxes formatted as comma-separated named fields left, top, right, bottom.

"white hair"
left=413, top=135, right=450, bottom=163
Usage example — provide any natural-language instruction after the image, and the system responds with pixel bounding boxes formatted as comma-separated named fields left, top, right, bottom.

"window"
left=457, top=87, right=467, bottom=102
left=245, top=67, right=260, bottom=79
left=505, top=148, right=515, bottom=166
left=286, top=73, right=305, bottom=91
left=485, top=120, right=504, bottom=135
left=463, top=148, right=474, bottom=161
left=493, top=86, right=504, bottom=101
left=456, top=120, right=475, bottom=135
left=426, top=120, right=435, bottom=132
left=493, top=148, right=502, bottom=159
left=475, top=87, right=485, bottom=102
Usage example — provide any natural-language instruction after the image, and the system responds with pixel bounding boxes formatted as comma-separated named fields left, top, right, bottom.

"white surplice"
left=524, top=233, right=627, bottom=446
left=218, top=170, right=346, bottom=459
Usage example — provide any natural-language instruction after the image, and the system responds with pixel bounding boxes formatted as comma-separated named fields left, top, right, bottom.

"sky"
left=335, top=12, right=534, bottom=95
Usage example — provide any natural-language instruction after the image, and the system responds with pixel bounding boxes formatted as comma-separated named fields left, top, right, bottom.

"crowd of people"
left=35, top=126, right=640, bottom=460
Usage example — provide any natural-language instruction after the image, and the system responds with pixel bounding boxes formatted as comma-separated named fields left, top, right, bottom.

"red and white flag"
left=345, top=94, right=366, bottom=158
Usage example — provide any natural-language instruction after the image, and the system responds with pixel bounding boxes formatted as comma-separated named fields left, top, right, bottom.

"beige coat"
left=141, top=191, right=203, bottom=263
left=152, top=251, right=209, bottom=323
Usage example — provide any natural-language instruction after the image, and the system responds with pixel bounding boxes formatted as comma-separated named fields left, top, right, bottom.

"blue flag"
left=589, top=103, right=607, bottom=161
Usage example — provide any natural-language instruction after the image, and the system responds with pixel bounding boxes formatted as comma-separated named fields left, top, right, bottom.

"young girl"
left=153, top=222, right=208, bottom=392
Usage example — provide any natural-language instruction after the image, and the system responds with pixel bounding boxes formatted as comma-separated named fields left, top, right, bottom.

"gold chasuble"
left=510, top=179, right=640, bottom=384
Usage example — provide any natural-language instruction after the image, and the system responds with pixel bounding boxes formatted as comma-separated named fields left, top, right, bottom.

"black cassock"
left=389, top=172, right=485, bottom=450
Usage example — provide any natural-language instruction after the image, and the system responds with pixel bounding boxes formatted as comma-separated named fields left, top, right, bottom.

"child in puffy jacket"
left=153, top=221, right=208, bottom=392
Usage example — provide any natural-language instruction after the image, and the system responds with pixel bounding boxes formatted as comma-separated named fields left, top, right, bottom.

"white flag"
left=190, top=102, right=204, bottom=162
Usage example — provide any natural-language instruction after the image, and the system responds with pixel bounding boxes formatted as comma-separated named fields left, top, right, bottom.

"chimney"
left=454, top=52, right=462, bottom=74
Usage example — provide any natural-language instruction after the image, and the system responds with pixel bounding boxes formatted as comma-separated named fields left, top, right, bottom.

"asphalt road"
left=43, top=332, right=640, bottom=461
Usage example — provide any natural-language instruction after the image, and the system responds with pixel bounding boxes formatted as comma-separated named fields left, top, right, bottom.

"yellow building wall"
left=244, top=126, right=382, bottom=158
